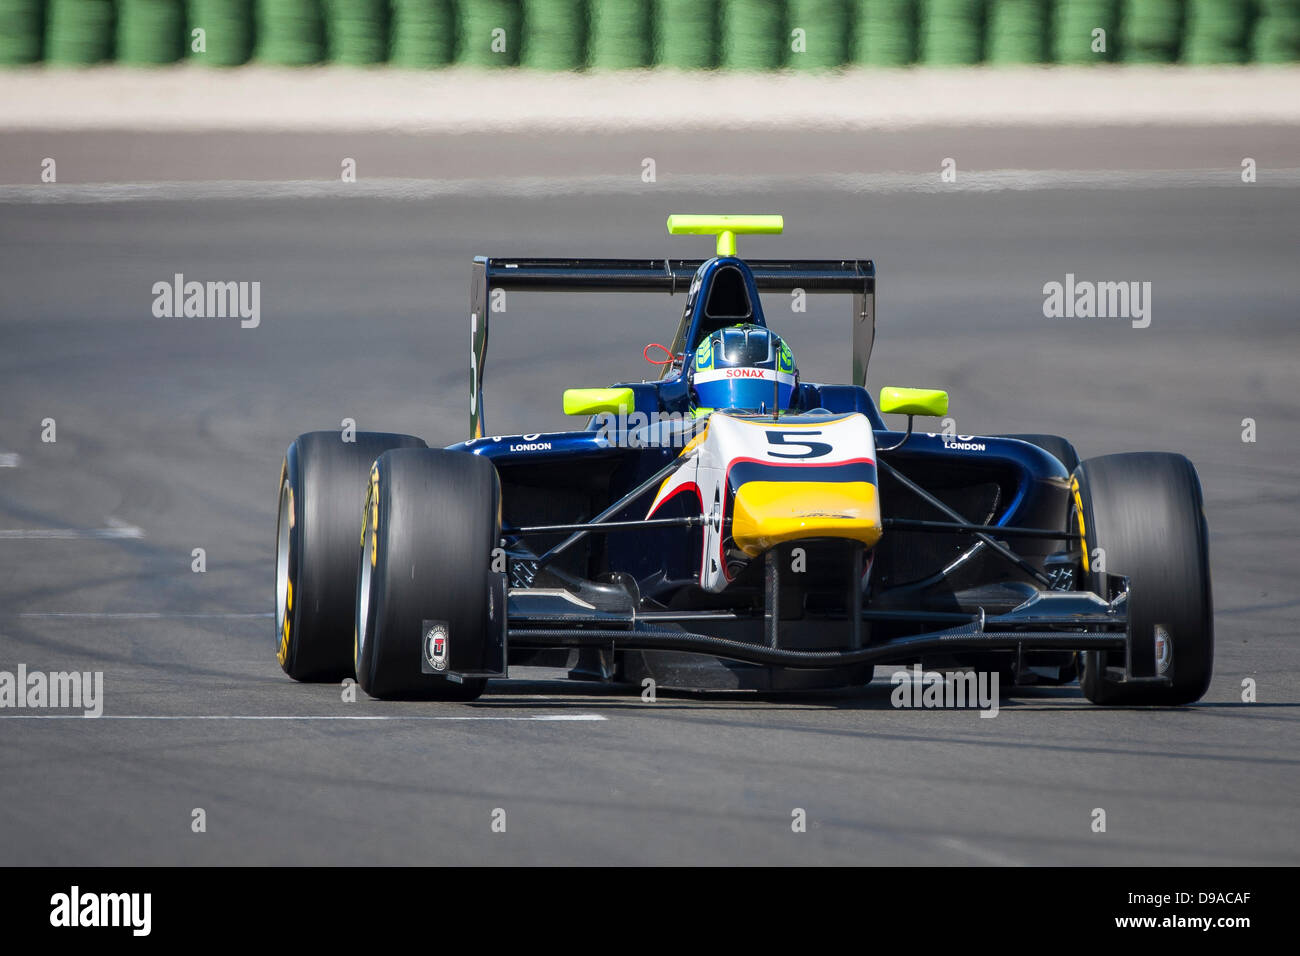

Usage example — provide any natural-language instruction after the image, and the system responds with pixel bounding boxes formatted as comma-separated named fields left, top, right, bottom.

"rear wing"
left=469, top=256, right=875, bottom=438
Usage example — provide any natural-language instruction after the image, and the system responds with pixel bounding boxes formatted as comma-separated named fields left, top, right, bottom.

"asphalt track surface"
left=1, top=128, right=1298, bottom=865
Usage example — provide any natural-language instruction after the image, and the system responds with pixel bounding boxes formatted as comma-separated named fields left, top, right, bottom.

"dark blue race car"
left=275, top=215, right=1213, bottom=705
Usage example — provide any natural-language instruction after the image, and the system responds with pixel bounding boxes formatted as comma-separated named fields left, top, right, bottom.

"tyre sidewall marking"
left=356, top=462, right=381, bottom=679
left=277, top=453, right=301, bottom=670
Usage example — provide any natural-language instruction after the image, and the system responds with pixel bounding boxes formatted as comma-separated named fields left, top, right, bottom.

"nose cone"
left=731, top=479, right=883, bottom=557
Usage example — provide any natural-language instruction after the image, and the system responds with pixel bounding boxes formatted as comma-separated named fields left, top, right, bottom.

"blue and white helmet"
left=689, top=323, right=797, bottom=414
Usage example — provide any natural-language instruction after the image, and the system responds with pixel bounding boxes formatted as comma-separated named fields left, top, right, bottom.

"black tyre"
left=1072, top=453, right=1213, bottom=705
left=355, top=448, right=502, bottom=700
left=276, top=430, right=426, bottom=681
left=996, top=433, right=1079, bottom=472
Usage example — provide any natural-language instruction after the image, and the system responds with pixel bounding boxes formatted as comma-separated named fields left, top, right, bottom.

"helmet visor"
left=718, top=326, right=773, bottom=365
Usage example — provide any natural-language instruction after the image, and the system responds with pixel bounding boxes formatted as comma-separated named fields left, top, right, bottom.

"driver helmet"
left=689, top=323, right=798, bottom=414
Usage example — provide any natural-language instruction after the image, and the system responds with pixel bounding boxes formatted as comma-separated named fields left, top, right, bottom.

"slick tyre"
left=996, top=433, right=1079, bottom=473
left=355, top=448, right=502, bottom=701
left=276, top=430, right=427, bottom=681
left=1072, top=453, right=1213, bottom=705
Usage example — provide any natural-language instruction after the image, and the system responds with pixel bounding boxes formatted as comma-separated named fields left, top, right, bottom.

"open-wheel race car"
left=275, top=214, right=1213, bottom=705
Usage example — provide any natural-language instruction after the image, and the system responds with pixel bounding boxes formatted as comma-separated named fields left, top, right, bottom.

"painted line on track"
left=0, top=714, right=608, bottom=721
left=2, top=168, right=1299, bottom=205
left=0, top=518, right=143, bottom=540
left=10, top=611, right=273, bottom=619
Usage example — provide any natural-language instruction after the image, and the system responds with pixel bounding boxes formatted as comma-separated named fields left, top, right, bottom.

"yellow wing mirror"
left=563, top=387, right=635, bottom=417
left=878, top=386, right=949, bottom=418
left=878, top=387, right=949, bottom=451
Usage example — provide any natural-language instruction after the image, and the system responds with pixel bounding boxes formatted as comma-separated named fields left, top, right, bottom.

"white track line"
left=934, top=836, right=1024, bottom=867
left=0, top=517, right=143, bottom=540
left=0, top=714, right=607, bottom=721
left=2, top=168, right=1298, bottom=205
left=12, top=611, right=272, bottom=619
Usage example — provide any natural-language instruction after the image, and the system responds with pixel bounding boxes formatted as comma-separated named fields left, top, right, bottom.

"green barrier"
left=1119, top=0, right=1182, bottom=63
left=985, top=0, right=1047, bottom=63
left=721, top=0, right=785, bottom=69
left=1182, top=0, right=1251, bottom=63
left=45, top=0, right=114, bottom=64
left=520, top=0, right=585, bottom=70
left=1253, top=12, right=1300, bottom=63
left=656, top=0, right=717, bottom=68
left=589, top=0, right=651, bottom=69
left=117, top=0, right=185, bottom=64
left=12, top=0, right=1300, bottom=69
left=188, top=0, right=254, bottom=65
left=1051, top=0, right=1117, bottom=63
left=1252, top=0, right=1300, bottom=63
left=918, top=0, right=983, bottom=66
left=324, top=0, right=387, bottom=64
left=788, top=0, right=849, bottom=69
left=851, top=0, right=916, bottom=66
left=458, top=0, right=521, bottom=66
left=256, top=0, right=325, bottom=64
left=390, top=0, right=454, bottom=67
left=0, top=0, right=45, bottom=64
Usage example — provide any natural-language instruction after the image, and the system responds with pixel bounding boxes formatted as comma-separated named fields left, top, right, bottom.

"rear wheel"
left=355, top=448, right=502, bottom=700
left=277, top=430, right=427, bottom=681
left=1072, top=453, right=1213, bottom=705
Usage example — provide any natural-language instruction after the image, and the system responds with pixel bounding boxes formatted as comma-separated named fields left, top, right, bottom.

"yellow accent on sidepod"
left=731, top=481, right=882, bottom=556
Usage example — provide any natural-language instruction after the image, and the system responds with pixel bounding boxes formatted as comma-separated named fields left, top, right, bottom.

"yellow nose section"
left=731, top=481, right=882, bottom=557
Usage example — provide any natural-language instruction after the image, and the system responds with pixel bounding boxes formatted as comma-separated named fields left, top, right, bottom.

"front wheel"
left=355, top=448, right=502, bottom=700
left=1072, top=452, right=1213, bottom=705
